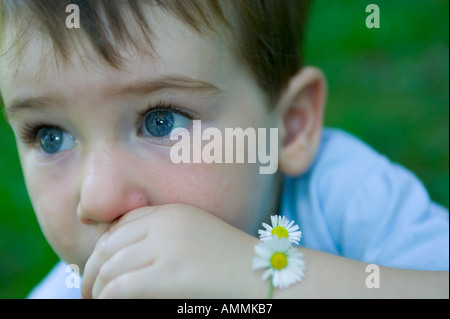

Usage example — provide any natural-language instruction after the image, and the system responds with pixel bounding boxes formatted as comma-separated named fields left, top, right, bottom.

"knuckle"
left=96, top=236, right=112, bottom=258
left=98, top=278, right=120, bottom=299
left=99, top=274, right=131, bottom=299
left=97, top=259, right=113, bottom=283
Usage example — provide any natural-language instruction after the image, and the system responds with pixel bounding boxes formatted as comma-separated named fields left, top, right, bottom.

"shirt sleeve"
left=283, top=128, right=449, bottom=271
left=339, top=159, right=449, bottom=270
left=27, top=261, right=81, bottom=299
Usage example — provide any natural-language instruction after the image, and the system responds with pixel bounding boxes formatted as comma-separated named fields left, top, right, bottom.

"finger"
left=107, top=205, right=162, bottom=234
left=91, top=239, right=156, bottom=298
left=97, top=265, right=169, bottom=299
left=82, top=218, right=149, bottom=298
left=96, top=261, right=218, bottom=299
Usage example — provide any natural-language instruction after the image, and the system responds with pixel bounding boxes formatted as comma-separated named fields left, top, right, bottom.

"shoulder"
left=282, top=128, right=391, bottom=227
left=27, top=261, right=81, bottom=299
left=307, top=128, right=389, bottom=209
left=281, top=128, right=449, bottom=270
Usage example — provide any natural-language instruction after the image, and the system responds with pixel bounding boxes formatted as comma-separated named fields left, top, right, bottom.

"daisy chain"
left=252, top=238, right=305, bottom=291
left=258, top=215, right=302, bottom=245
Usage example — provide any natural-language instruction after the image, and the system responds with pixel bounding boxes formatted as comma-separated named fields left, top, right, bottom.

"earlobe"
left=278, top=67, right=327, bottom=176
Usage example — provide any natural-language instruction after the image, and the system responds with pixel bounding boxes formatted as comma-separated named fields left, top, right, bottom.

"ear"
left=277, top=67, right=327, bottom=176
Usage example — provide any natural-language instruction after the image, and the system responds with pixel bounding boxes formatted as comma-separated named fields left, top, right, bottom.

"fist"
left=81, top=204, right=266, bottom=298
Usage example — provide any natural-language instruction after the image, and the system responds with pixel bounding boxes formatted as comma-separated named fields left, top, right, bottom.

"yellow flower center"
left=270, top=252, right=288, bottom=270
left=271, top=226, right=289, bottom=238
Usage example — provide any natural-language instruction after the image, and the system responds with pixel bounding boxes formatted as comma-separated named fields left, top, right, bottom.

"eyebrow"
left=5, top=75, right=222, bottom=119
left=115, top=75, right=223, bottom=97
left=5, top=96, right=63, bottom=120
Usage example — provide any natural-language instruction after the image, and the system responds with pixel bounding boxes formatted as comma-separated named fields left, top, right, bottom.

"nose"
left=77, top=144, right=150, bottom=225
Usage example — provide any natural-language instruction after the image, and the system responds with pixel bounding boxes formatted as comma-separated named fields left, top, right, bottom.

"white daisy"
left=258, top=215, right=302, bottom=245
left=252, top=238, right=305, bottom=290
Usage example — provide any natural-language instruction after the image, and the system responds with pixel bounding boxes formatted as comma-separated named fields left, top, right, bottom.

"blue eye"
left=38, top=127, right=77, bottom=154
left=142, top=109, right=191, bottom=138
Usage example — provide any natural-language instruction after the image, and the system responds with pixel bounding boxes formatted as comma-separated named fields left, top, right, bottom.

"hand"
left=81, top=204, right=266, bottom=298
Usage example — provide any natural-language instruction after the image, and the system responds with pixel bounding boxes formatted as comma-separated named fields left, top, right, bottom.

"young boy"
left=0, top=0, right=448, bottom=298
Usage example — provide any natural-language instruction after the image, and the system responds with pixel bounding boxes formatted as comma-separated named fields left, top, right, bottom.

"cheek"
left=21, top=155, right=93, bottom=264
left=147, top=160, right=266, bottom=233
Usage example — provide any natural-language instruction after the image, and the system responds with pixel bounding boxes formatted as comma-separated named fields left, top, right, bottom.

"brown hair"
left=0, top=0, right=311, bottom=102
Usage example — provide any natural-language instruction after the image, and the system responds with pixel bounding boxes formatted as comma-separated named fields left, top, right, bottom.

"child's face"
left=0, top=9, right=281, bottom=268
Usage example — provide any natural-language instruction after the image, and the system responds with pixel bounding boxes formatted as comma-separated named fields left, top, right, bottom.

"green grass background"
left=0, top=0, right=448, bottom=298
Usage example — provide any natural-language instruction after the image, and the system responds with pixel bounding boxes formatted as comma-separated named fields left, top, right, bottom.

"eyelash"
left=18, top=120, right=58, bottom=145
left=136, top=100, right=194, bottom=131
left=17, top=101, right=195, bottom=145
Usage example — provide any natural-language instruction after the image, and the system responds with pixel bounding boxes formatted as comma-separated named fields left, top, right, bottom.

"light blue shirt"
left=282, top=128, right=449, bottom=271
left=28, top=128, right=449, bottom=298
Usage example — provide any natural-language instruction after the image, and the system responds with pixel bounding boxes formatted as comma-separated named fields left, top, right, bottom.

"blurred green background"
left=0, top=0, right=448, bottom=298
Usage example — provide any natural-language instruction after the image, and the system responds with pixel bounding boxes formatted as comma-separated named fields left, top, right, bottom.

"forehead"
left=0, top=6, right=238, bottom=106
